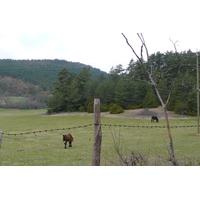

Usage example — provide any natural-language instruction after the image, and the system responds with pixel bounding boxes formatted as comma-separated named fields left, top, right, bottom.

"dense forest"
left=0, top=59, right=107, bottom=91
left=0, top=59, right=107, bottom=109
left=0, top=51, right=199, bottom=116
left=47, top=50, right=199, bottom=116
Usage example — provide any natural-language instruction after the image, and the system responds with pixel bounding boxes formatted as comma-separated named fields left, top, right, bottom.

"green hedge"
left=109, top=104, right=124, bottom=114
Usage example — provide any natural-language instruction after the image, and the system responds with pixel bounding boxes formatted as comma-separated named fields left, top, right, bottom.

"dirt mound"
left=137, top=108, right=158, bottom=116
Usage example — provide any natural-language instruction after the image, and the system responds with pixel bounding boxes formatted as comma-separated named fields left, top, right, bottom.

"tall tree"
left=47, top=67, right=92, bottom=113
left=70, top=67, right=92, bottom=109
left=47, top=68, right=75, bottom=112
left=121, top=33, right=185, bottom=165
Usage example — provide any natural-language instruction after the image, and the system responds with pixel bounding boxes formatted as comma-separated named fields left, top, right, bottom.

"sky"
left=0, top=0, right=199, bottom=73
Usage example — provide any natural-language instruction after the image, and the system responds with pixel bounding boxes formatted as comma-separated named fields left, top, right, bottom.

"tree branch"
left=121, top=33, right=143, bottom=64
left=121, top=33, right=152, bottom=78
left=170, top=38, right=181, bottom=60
left=137, top=33, right=153, bottom=74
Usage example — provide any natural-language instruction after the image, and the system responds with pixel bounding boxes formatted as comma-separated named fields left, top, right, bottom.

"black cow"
left=151, top=116, right=159, bottom=122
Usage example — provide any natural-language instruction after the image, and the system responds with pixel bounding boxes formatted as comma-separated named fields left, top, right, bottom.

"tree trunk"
left=163, top=107, right=177, bottom=165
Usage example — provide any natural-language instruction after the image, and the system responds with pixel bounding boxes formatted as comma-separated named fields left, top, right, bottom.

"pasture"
left=0, top=97, right=28, bottom=105
left=0, top=108, right=200, bottom=166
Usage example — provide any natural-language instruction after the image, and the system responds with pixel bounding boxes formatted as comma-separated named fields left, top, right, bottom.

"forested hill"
left=0, top=59, right=107, bottom=91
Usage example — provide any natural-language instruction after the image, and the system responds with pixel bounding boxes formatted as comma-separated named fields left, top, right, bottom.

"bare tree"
left=121, top=33, right=183, bottom=165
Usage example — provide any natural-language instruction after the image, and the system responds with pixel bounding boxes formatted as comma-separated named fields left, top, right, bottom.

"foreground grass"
left=0, top=108, right=200, bottom=166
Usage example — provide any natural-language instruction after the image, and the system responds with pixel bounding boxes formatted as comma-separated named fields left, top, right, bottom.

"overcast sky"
left=0, top=0, right=199, bottom=73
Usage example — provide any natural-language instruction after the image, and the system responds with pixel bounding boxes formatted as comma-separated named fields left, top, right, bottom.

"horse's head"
left=63, top=135, right=66, bottom=143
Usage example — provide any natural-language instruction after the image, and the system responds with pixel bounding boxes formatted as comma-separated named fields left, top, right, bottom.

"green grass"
left=10, top=97, right=28, bottom=102
left=0, top=97, right=28, bottom=105
left=0, top=108, right=200, bottom=166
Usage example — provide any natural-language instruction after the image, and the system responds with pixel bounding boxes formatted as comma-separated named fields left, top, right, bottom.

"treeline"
left=47, top=50, right=199, bottom=116
left=0, top=59, right=107, bottom=91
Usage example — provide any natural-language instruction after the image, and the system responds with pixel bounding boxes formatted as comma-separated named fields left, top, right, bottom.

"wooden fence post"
left=92, top=99, right=102, bottom=166
left=0, top=131, right=2, bottom=149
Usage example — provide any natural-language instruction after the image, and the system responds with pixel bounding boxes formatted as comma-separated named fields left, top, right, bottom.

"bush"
left=174, top=101, right=187, bottom=115
left=87, top=103, right=109, bottom=113
left=109, top=104, right=124, bottom=114
left=100, top=104, right=109, bottom=112
left=78, top=106, right=85, bottom=112
left=167, top=98, right=176, bottom=111
left=187, top=91, right=197, bottom=116
left=87, top=102, right=93, bottom=113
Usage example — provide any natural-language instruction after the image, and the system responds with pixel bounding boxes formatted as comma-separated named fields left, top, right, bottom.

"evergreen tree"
left=142, top=92, right=159, bottom=108
left=187, top=91, right=197, bottom=116
left=47, top=67, right=92, bottom=112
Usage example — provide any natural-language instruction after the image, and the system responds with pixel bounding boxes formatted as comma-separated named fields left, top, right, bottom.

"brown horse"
left=63, top=134, right=74, bottom=149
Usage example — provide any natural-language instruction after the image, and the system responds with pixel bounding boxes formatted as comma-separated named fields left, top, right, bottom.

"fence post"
left=0, top=131, right=2, bottom=149
left=92, top=99, right=102, bottom=166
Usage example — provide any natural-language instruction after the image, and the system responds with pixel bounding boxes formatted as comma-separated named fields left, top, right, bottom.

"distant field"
left=0, top=97, right=28, bottom=105
left=10, top=97, right=28, bottom=102
left=0, top=108, right=200, bottom=166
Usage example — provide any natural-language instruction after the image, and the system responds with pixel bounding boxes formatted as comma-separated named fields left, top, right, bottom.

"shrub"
left=109, top=104, right=124, bottom=114
left=100, top=104, right=109, bottom=112
left=87, top=102, right=93, bottom=113
left=167, top=98, right=176, bottom=111
left=78, top=106, right=85, bottom=112
left=187, top=91, right=197, bottom=116
left=174, top=101, right=187, bottom=115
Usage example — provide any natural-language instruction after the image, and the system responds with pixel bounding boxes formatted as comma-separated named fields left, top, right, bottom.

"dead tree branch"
left=121, top=33, right=178, bottom=165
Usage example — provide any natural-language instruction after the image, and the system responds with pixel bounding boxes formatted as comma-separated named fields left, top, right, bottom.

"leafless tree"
left=121, top=33, right=183, bottom=165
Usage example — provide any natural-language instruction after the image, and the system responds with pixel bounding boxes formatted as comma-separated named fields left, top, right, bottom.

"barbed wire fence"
left=1, top=99, right=200, bottom=166
left=0, top=124, right=95, bottom=166
left=1, top=124, right=93, bottom=136
left=1, top=123, right=200, bottom=166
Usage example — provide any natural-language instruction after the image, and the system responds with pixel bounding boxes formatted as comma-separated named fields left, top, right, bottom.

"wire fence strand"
left=1, top=122, right=200, bottom=166
left=2, top=123, right=199, bottom=136
left=2, top=124, right=93, bottom=135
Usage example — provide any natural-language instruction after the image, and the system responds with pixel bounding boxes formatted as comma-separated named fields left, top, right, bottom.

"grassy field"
left=0, top=108, right=200, bottom=166
left=0, top=97, right=28, bottom=105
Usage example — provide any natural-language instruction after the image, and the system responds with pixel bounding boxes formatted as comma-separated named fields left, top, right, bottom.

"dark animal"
left=151, top=116, right=159, bottom=122
left=63, top=134, right=74, bottom=149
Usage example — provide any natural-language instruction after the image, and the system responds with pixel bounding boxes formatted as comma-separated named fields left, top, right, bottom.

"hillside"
left=0, top=76, right=49, bottom=109
left=0, top=59, right=108, bottom=91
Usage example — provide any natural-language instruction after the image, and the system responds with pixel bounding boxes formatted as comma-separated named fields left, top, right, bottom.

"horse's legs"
left=69, top=141, right=72, bottom=147
left=64, top=142, right=67, bottom=149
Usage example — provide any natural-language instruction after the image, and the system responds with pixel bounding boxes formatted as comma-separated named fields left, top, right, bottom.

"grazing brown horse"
left=63, top=134, right=74, bottom=149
